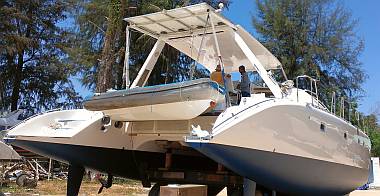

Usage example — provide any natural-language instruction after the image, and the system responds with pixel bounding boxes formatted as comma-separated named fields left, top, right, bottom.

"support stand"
left=67, top=164, right=84, bottom=196
left=243, top=178, right=256, bottom=196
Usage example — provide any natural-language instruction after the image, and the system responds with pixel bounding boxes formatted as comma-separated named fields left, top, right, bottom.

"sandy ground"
left=349, top=190, right=380, bottom=196
left=0, top=180, right=149, bottom=195
left=1, top=180, right=379, bottom=195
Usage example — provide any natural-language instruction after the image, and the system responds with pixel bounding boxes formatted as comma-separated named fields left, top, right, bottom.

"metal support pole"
left=234, top=32, right=283, bottom=98
left=243, top=178, right=256, bottom=196
left=340, top=97, right=345, bottom=119
left=310, top=78, right=313, bottom=105
left=314, top=79, right=318, bottom=106
left=331, top=92, right=336, bottom=114
left=190, top=14, right=210, bottom=80
left=124, top=25, right=131, bottom=89
left=48, top=158, right=52, bottom=180
left=296, top=77, right=299, bottom=102
left=35, top=159, right=39, bottom=180
left=209, top=12, right=231, bottom=107
left=348, top=101, right=351, bottom=122
left=130, top=40, right=165, bottom=88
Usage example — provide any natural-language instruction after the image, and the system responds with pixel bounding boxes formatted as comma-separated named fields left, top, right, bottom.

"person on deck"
left=239, top=65, right=251, bottom=97
left=210, top=64, right=230, bottom=86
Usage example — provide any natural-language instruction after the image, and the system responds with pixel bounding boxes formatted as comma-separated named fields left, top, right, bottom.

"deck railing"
left=296, top=75, right=319, bottom=107
left=295, top=75, right=367, bottom=134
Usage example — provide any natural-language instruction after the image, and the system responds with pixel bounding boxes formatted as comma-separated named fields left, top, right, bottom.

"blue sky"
left=223, top=0, right=380, bottom=115
left=73, top=0, right=379, bottom=115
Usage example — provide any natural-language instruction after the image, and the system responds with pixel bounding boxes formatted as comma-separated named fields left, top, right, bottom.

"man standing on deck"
left=239, top=65, right=251, bottom=97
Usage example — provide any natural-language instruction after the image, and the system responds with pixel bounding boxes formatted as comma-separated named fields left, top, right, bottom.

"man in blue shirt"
left=239, top=65, right=251, bottom=97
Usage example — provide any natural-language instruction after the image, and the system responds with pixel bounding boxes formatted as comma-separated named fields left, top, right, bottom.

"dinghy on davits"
left=84, top=78, right=225, bottom=121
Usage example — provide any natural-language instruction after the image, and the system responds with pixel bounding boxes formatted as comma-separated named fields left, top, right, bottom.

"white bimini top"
left=124, top=3, right=282, bottom=73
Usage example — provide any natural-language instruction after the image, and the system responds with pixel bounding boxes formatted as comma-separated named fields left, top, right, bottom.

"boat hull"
left=8, top=138, right=219, bottom=181
left=9, top=139, right=145, bottom=179
left=188, top=101, right=370, bottom=195
left=189, top=142, right=368, bottom=195
left=5, top=109, right=221, bottom=182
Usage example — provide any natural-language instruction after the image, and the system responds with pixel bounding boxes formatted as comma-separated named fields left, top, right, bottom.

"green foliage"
left=364, top=114, right=380, bottom=156
left=68, top=0, right=228, bottom=92
left=253, top=0, right=365, bottom=104
left=0, top=0, right=82, bottom=114
left=252, top=0, right=380, bottom=154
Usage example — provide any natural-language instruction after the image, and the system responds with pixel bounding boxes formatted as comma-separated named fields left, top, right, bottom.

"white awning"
left=124, top=3, right=282, bottom=73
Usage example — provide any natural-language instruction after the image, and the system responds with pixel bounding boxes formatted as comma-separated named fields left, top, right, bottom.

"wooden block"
left=160, top=184, right=207, bottom=196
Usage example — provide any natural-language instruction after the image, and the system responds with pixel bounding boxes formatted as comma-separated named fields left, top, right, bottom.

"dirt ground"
left=1, top=180, right=380, bottom=195
left=0, top=179, right=149, bottom=196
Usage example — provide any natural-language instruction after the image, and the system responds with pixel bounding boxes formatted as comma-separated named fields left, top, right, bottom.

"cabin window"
left=320, top=123, right=325, bottom=132
left=344, top=132, right=347, bottom=139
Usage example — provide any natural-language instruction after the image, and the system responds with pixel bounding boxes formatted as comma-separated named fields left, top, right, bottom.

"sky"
left=222, top=0, right=380, bottom=115
left=73, top=0, right=380, bottom=115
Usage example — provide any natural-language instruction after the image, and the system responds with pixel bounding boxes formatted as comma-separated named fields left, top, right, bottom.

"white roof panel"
left=124, top=3, right=282, bottom=72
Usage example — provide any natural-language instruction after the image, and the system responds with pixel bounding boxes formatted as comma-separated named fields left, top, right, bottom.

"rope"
left=189, top=12, right=210, bottom=80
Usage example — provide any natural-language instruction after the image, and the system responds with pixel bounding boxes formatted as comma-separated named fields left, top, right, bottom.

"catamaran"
left=5, top=3, right=370, bottom=195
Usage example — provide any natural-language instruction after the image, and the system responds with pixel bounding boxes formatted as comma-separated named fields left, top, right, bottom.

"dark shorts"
left=241, top=91, right=251, bottom=97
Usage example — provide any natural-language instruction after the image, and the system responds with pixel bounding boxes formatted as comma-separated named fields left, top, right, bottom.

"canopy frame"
left=123, top=3, right=284, bottom=98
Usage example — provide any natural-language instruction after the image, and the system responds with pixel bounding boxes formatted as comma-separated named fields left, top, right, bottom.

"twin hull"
left=6, top=101, right=370, bottom=195
left=189, top=101, right=370, bottom=195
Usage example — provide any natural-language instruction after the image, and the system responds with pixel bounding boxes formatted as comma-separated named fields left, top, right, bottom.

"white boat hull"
left=188, top=100, right=371, bottom=195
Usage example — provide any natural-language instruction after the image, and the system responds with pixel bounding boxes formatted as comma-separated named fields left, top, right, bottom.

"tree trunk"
left=96, top=26, right=115, bottom=93
left=96, top=0, right=121, bottom=93
left=11, top=52, right=24, bottom=111
left=0, top=76, right=4, bottom=110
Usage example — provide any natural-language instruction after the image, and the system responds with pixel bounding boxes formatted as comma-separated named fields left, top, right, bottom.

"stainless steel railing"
left=296, top=75, right=319, bottom=107
left=295, top=75, right=363, bottom=132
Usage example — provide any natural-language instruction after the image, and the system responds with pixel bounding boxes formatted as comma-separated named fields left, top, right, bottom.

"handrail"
left=296, top=75, right=319, bottom=107
left=331, top=92, right=336, bottom=114
left=295, top=75, right=364, bottom=134
left=340, top=97, right=344, bottom=119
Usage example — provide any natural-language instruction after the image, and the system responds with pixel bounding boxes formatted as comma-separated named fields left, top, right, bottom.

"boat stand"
left=243, top=178, right=256, bottom=196
left=67, top=164, right=84, bottom=196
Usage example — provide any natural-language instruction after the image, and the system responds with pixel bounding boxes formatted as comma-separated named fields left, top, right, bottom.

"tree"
left=251, top=0, right=380, bottom=155
left=253, top=0, right=365, bottom=105
left=364, top=114, right=380, bottom=156
left=69, top=0, right=229, bottom=93
left=0, top=0, right=81, bottom=114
